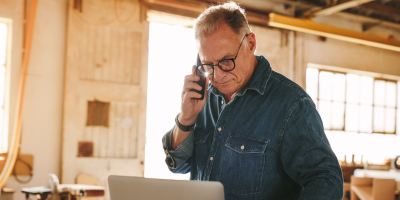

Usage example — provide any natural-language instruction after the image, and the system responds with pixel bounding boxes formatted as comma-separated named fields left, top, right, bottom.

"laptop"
left=108, top=175, right=224, bottom=200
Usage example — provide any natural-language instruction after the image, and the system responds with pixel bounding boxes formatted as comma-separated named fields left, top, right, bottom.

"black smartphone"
left=191, top=54, right=207, bottom=100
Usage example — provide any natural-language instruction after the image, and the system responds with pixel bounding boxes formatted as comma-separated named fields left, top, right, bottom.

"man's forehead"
left=197, top=34, right=238, bottom=63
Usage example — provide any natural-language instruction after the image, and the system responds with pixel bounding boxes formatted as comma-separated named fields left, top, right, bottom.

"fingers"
left=184, top=74, right=200, bottom=83
left=183, top=90, right=202, bottom=99
left=182, top=82, right=202, bottom=94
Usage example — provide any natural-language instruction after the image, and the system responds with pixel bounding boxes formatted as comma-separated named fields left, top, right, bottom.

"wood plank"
left=312, top=0, right=374, bottom=17
left=351, top=185, right=373, bottom=200
left=268, top=13, right=400, bottom=52
left=107, top=102, right=116, bottom=158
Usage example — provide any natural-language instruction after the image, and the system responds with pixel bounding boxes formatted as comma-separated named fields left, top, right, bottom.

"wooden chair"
left=351, top=175, right=396, bottom=200
left=75, top=173, right=100, bottom=186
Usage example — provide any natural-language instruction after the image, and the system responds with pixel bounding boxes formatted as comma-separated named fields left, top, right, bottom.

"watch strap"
left=175, top=114, right=195, bottom=132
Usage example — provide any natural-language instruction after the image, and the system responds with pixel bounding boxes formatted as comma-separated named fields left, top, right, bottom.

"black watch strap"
left=175, top=114, right=195, bottom=132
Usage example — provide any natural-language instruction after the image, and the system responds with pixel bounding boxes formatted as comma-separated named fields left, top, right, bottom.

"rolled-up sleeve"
left=162, top=127, right=194, bottom=174
left=280, top=97, right=343, bottom=200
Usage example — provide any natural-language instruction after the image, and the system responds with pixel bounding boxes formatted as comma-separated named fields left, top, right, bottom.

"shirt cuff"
left=162, top=127, right=194, bottom=169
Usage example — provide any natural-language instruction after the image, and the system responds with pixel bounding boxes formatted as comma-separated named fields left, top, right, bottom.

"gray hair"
left=194, top=2, right=251, bottom=44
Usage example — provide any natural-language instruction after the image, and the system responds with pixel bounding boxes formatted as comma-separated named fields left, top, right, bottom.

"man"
left=162, top=2, right=343, bottom=199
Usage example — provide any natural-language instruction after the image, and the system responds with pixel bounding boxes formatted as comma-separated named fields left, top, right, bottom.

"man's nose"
left=213, top=66, right=226, bottom=80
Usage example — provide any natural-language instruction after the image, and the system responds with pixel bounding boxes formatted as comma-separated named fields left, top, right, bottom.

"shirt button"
left=241, top=145, right=245, bottom=150
left=210, top=157, right=214, bottom=161
left=221, top=101, right=224, bottom=104
left=218, top=127, right=222, bottom=131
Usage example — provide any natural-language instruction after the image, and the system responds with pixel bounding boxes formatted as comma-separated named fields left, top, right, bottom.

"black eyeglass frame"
left=197, top=34, right=249, bottom=75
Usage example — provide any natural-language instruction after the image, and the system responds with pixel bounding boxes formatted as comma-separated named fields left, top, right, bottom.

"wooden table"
left=58, top=184, right=105, bottom=200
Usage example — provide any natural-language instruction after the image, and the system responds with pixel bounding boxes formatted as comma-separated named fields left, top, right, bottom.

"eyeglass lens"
left=197, top=59, right=235, bottom=75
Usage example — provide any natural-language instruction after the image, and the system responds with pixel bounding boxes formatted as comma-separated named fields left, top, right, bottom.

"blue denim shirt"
left=162, top=55, right=343, bottom=200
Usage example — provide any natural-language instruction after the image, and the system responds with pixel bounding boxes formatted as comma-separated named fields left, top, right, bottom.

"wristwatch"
left=175, top=113, right=195, bottom=132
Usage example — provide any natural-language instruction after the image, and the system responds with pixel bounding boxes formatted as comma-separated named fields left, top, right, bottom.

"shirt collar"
left=210, top=55, right=272, bottom=97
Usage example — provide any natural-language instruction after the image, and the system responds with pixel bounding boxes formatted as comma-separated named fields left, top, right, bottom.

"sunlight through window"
left=145, top=22, right=197, bottom=180
left=306, top=66, right=400, bottom=164
left=0, top=22, right=8, bottom=153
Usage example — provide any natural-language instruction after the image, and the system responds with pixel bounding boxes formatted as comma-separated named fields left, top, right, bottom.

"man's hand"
left=179, top=66, right=209, bottom=126
left=171, top=66, right=209, bottom=150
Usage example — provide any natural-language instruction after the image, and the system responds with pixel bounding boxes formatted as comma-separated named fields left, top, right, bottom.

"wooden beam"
left=0, top=0, right=38, bottom=188
left=312, top=0, right=375, bottom=17
left=142, top=0, right=270, bottom=27
left=362, top=1, right=400, bottom=15
left=266, top=0, right=400, bottom=30
left=268, top=13, right=400, bottom=52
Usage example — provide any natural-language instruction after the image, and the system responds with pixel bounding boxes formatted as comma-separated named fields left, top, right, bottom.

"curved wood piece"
left=0, top=0, right=38, bottom=188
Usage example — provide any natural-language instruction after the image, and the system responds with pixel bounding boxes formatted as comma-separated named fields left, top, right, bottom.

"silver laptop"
left=108, top=175, right=224, bottom=200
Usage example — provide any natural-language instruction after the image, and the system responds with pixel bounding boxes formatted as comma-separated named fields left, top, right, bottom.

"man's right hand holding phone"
left=171, top=65, right=209, bottom=150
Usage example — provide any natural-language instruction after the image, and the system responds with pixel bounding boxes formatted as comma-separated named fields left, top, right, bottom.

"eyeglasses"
left=197, top=34, right=248, bottom=76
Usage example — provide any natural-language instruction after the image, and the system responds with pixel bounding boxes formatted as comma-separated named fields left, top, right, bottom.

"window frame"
left=0, top=17, right=13, bottom=153
left=307, top=63, right=399, bottom=135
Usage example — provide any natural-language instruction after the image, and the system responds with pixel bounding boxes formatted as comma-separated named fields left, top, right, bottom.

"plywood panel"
left=62, top=1, right=148, bottom=198
left=76, top=25, right=142, bottom=85
left=83, top=101, right=139, bottom=158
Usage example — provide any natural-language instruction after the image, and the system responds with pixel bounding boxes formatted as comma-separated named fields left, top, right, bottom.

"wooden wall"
left=62, top=1, right=148, bottom=198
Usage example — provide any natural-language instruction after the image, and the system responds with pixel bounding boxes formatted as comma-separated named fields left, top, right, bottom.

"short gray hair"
left=194, top=2, right=251, bottom=43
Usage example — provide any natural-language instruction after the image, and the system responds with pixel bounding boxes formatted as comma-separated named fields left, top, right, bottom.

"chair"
left=48, top=173, right=61, bottom=200
left=350, top=175, right=396, bottom=200
left=75, top=173, right=100, bottom=186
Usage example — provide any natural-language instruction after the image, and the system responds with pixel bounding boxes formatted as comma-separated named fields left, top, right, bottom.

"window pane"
left=374, top=80, right=385, bottom=106
left=332, top=102, right=344, bottom=130
left=346, top=74, right=360, bottom=103
left=385, top=81, right=396, bottom=107
left=360, top=76, right=373, bottom=105
left=306, top=68, right=319, bottom=102
left=373, top=106, right=385, bottom=132
left=385, top=108, right=396, bottom=133
left=0, top=108, right=3, bottom=152
left=0, top=66, right=5, bottom=107
left=319, top=71, right=333, bottom=101
left=398, top=81, right=400, bottom=135
left=0, top=23, right=7, bottom=65
left=332, top=73, right=345, bottom=102
left=345, top=103, right=359, bottom=132
left=359, top=105, right=372, bottom=133
left=319, top=100, right=331, bottom=129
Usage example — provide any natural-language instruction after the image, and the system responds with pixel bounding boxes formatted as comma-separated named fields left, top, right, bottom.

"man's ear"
left=248, top=32, right=257, bottom=53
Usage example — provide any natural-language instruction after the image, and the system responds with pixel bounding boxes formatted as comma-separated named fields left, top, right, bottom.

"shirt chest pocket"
left=219, top=136, right=268, bottom=195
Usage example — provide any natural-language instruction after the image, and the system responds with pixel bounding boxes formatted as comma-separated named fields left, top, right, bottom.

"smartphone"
left=191, top=54, right=207, bottom=100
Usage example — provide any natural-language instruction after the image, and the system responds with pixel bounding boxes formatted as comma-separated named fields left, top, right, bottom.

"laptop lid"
left=108, top=175, right=224, bottom=200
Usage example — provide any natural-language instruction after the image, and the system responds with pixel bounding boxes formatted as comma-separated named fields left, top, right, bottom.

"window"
left=306, top=64, right=400, bottom=164
left=144, top=22, right=196, bottom=180
left=0, top=19, right=11, bottom=153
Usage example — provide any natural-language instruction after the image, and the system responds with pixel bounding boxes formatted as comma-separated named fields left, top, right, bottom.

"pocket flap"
left=225, top=136, right=268, bottom=154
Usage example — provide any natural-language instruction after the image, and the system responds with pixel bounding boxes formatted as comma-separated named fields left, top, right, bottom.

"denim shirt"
left=162, top=55, right=343, bottom=200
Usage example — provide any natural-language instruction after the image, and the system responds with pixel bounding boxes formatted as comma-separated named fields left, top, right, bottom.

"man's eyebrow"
left=202, top=54, right=235, bottom=64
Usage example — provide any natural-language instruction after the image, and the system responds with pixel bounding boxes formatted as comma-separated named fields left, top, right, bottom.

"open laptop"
left=108, top=175, right=224, bottom=200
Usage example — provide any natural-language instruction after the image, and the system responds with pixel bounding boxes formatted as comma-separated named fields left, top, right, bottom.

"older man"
left=162, top=2, right=343, bottom=199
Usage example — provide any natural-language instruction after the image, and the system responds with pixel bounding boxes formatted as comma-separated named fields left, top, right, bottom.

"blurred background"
left=0, top=0, right=400, bottom=200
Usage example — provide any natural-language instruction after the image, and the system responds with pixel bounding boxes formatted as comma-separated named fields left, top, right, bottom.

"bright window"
left=0, top=21, right=10, bottom=153
left=145, top=22, right=196, bottom=180
left=306, top=66, right=400, bottom=164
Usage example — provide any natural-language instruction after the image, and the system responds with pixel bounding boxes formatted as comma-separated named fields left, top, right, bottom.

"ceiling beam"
left=311, top=0, right=374, bottom=17
left=141, top=0, right=270, bottom=27
left=268, top=13, right=400, bottom=52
